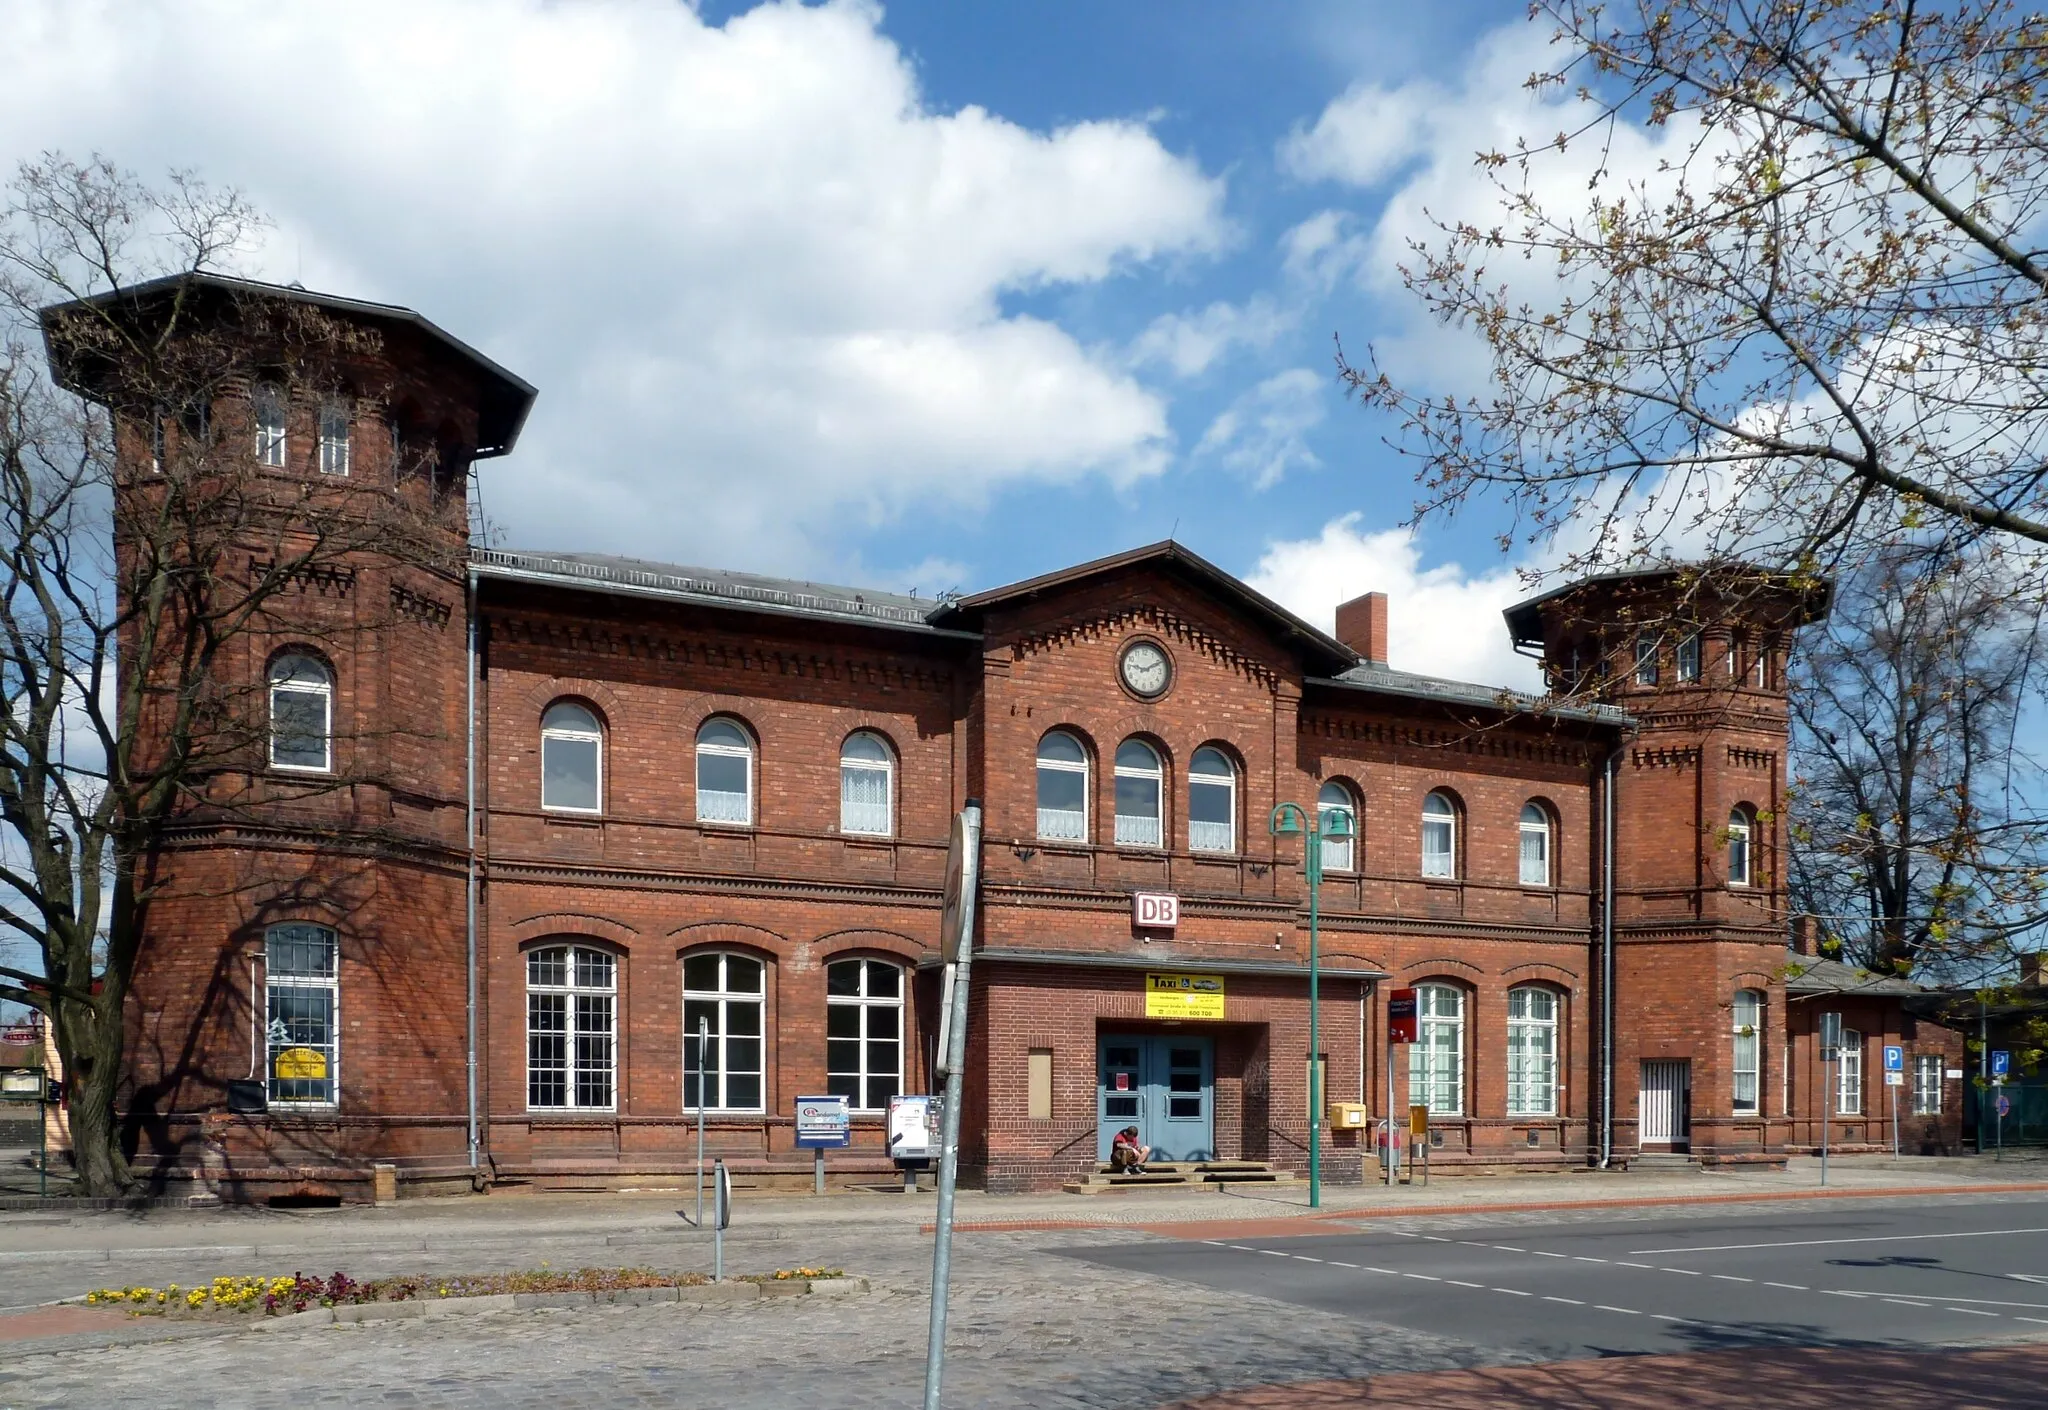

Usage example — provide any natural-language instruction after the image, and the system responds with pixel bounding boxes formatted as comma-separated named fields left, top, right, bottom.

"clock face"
left=1120, top=641, right=1171, bottom=698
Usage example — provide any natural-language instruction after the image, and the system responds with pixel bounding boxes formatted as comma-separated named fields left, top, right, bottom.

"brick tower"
left=1507, top=568, right=1830, bottom=1161
left=43, top=274, right=533, bottom=1196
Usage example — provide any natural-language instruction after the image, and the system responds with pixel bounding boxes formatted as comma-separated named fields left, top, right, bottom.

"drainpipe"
left=465, top=566, right=480, bottom=1176
left=1599, top=741, right=1621, bottom=1168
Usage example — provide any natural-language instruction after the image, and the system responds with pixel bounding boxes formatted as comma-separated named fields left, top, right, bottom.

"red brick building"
left=57, top=277, right=1860, bottom=1198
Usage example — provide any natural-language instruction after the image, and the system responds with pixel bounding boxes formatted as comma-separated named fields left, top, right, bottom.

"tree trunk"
left=53, top=991, right=135, bottom=1197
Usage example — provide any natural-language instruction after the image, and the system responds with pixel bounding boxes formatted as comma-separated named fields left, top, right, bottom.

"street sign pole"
left=695, top=1018, right=708, bottom=1228
left=1385, top=1035, right=1395, bottom=1189
left=1267, top=802, right=1349, bottom=1211
left=923, top=803, right=983, bottom=1410
left=1818, top=1013, right=1842, bottom=1188
left=1884, top=1044, right=1903, bottom=1160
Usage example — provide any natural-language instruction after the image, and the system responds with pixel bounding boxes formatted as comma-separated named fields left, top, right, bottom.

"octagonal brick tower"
left=1506, top=567, right=1830, bottom=1161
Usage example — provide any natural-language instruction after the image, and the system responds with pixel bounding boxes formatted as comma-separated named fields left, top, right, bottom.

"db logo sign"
left=1133, top=892, right=1180, bottom=928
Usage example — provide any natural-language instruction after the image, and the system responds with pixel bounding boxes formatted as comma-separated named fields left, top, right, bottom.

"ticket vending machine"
left=888, top=1094, right=940, bottom=1192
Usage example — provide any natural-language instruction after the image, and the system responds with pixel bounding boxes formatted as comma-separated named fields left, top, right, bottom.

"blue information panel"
left=1990, top=1050, right=2012, bottom=1079
left=794, top=1094, right=852, bottom=1149
left=1882, top=1044, right=1904, bottom=1073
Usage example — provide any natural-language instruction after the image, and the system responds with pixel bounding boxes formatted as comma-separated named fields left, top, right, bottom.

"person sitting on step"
left=1111, top=1126, right=1153, bottom=1175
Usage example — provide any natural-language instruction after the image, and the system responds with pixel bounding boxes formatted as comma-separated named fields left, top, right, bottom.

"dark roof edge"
left=1503, top=564, right=1834, bottom=649
left=1307, top=672, right=1631, bottom=728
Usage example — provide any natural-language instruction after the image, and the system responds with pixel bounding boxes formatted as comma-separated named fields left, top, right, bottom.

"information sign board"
left=793, top=1094, right=852, bottom=1149
left=1387, top=988, right=1419, bottom=1045
left=1991, top=1050, right=2012, bottom=1079
left=1133, top=893, right=1180, bottom=929
left=1145, top=972, right=1223, bottom=1019
left=1882, top=1044, right=1904, bottom=1073
left=1884, top=1071, right=1904, bottom=1087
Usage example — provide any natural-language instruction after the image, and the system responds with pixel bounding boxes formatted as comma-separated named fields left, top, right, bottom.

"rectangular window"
left=1634, top=632, right=1659, bottom=685
left=1409, top=987, right=1464, bottom=1115
left=253, top=385, right=287, bottom=468
left=1421, top=818, right=1454, bottom=878
left=526, top=946, right=616, bottom=1110
left=266, top=924, right=338, bottom=1106
left=318, top=401, right=351, bottom=476
left=1837, top=1030, right=1863, bottom=1114
left=1732, top=991, right=1761, bottom=1114
left=1027, top=1049, right=1053, bottom=1120
left=1506, top=988, right=1557, bottom=1116
left=1518, top=819, right=1549, bottom=887
left=1913, top=1054, right=1943, bottom=1116
left=1677, top=633, right=1701, bottom=682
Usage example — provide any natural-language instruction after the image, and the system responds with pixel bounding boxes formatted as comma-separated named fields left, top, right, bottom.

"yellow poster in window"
left=1145, top=972, right=1224, bottom=1020
left=274, top=1046, right=328, bottom=1080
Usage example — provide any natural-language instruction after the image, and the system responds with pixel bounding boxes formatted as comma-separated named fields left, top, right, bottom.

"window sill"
left=525, top=1108, right=619, bottom=1117
left=697, top=820, right=756, bottom=832
left=542, top=811, right=603, bottom=825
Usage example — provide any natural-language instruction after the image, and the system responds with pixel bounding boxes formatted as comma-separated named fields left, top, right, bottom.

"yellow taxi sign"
left=1145, top=972, right=1224, bottom=1020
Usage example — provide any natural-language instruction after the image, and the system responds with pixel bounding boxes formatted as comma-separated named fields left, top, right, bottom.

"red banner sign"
left=1387, top=987, right=1419, bottom=1045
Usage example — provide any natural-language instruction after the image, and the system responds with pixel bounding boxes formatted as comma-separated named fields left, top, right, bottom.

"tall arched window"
left=1726, top=807, right=1754, bottom=887
left=1519, top=802, right=1552, bottom=887
left=695, top=718, right=754, bottom=825
left=1421, top=792, right=1458, bottom=879
left=827, top=958, right=902, bottom=1111
left=268, top=654, right=333, bottom=772
left=253, top=381, right=287, bottom=467
left=265, top=922, right=338, bottom=1106
left=1036, top=731, right=1088, bottom=841
left=526, top=944, right=616, bottom=1110
left=1187, top=746, right=1236, bottom=853
left=1633, top=631, right=1660, bottom=686
left=1114, top=739, right=1163, bottom=848
left=1411, top=983, right=1464, bottom=1114
left=539, top=702, right=602, bottom=813
left=682, top=952, right=764, bottom=1111
left=840, top=731, right=893, bottom=836
left=1506, top=986, right=1558, bottom=1116
left=1319, top=781, right=1357, bottom=872
left=1837, top=1028, right=1863, bottom=1114
left=1732, top=989, right=1763, bottom=1114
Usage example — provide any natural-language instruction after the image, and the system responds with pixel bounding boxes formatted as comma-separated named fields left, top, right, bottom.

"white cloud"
left=1127, top=295, right=1291, bottom=378
left=0, top=0, right=1228, bottom=575
left=1246, top=514, right=1539, bottom=690
left=1279, top=80, right=1436, bottom=188
left=1196, top=368, right=1327, bottom=489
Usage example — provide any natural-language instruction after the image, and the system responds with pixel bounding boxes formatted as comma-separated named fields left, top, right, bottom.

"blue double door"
left=1097, top=1034, right=1215, bottom=1163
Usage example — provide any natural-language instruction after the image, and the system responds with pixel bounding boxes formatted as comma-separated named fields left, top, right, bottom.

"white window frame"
left=268, top=654, right=333, bottom=773
left=1732, top=989, right=1762, bottom=1114
left=1505, top=986, right=1557, bottom=1116
left=1421, top=792, right=1457, bottom=879
left=826, top=958, right=904, bottom=1112
left=1837, top=1029, right=1863, bottom=1114
left=265, top=922, right=339, bottom=1108
left=682, top=951, right=766, bottom=1113
left=317, top=398, right=351, bottom=476
left=1187, top=746, right=1236, bottom=854
left=1518, top=802, right=1551, bottom=887
left=1318, top=781, right=1357, bottom=873
left=1727, top=808, right=1753, bottom=887
left=253, top=382, right=287, bottom=467
left=525, top=944, right=617, bottom=1112
left=1113, top=738, right=1164, bottom=849
left=695, top=718, right=755, bottom=826
left=1035, top=730, right=1089, bottom=842
left=1410, top=983, right=1465, bottom=1115
left=1677, top=632, right=1702, bottom=682
left=540, top=702, right=603, bottom=815
left=1634, top=632, right=1659, bottom=685
left=1912, top=1054, right=1943, bottom=1116
left=839, top=731, right=893, bottom=837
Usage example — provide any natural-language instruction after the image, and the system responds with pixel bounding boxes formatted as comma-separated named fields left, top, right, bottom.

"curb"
left=927, top=1180, right=2048, bottom=1235
left=227, top=1277, right=869, bottom=1331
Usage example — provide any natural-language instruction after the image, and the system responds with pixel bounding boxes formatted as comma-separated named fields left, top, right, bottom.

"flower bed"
left=85, top=1267, right=718, bottom=1317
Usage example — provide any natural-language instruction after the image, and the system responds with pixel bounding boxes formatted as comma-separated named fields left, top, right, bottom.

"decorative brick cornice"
left=1631, top=745, right=1701, bottom=769
left=1300, top=713, right=1594, bottom=765
left=1010, top=605, right=1280, bottom=691
left=1727, top=744, right=1777, bottom=770
left=487, top=856, right=944, bottom=909
left=391, top=582, right=453, bottom=629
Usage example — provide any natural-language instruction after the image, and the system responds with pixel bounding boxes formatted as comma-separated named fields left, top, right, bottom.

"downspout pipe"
left=465, top=566, right=480, bottom=1177
left=1600, top=740, right=1621, bottom=1168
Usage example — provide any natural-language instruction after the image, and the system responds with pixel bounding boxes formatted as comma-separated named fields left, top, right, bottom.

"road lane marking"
left=1492, top=1287, right=1531, bottom=1296
left=1711, top=1275, right=1752, bottom=1283
left=1328, top=1261, right=1358, bottom=1269
left=1883, top=1300, right=1930, bottom=1308
left=1764, top=1282, right=1807, bottom=1291
left=1595, top=1305, right=1639, bottom=1315
left=1531, top=1251, right=1568, bottom=1259
left=1614, top=1261, right=1653, bottom=1269
left=1660, top=1268, right=1702, bottom=1276
left=1260, top=1250, right=1291, bottom=1258
left=1946, top=1308, right=2000, bottom=1317
left=1543, top=1296, right=1583, bottom=1306
left=1292, top=1256, right=1323, bottom=1264
left=1364, top=1266, right=1400, bottom=1276
left=1648, top=1314, right=1688, bottom=1322
left=1491, top=1246, right=1527, bottom=1253
left=2017, top=1317, right=2048, bottom=1326
left=1629, top=1228, right=2048, bottom=1255
left=1572, top=1256, right=1607, bottom=1264
left=1402, top=1273, right=1441, bottom=1282
left=1446, top=1280, right=1484, bottom=1289
left=1420, top=1235, right=1451, bottom=1242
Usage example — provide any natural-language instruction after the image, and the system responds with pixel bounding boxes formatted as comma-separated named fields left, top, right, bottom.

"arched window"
left=1732, top=989, right=1763, bottom=1114
left=1319, top=781, right=1357, bottom=873
left=827, top=958, right=902, bottom=1111
left=1726, top=807, right=1754, bottom=887
left=1188, top=747, right=1236, bottom=853
left=1633, top=631, right=1659, bottom=686
left=317, top=397, right=351, bottom=476
left=540, top=702, right=602, bottom=813
left=1421, top=792, right=1458, bottom=879
left=253, top=381, right=287, bottom=467
left=840, top=731, right=893, bottom=836
left=1411, top=983, right=1464, bottom=1115
left=683, top=952, right=765, bottom=1111
left=1519, top=802, right=1552, bottom=887
left=1506, top=986, right=1558, bottom=1116
left=268, top=654, right=333, bottom=772
left=265, top=922, right=338, bottom=1106
left=1036, top=731, right=1088, bottom=842
left=526, top=944, right=616, bottom=1110
left=696, top=718, right=754, bottom=826
left=1114, top=739, right=1164, bottom=848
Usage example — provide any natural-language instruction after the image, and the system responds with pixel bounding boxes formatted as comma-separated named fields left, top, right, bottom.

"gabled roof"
left=926, top=540, right=1358, bottom=676
left=40, top=272, right=537, bottom=457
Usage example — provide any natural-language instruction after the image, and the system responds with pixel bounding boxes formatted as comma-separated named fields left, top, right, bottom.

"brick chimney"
left=1335, top=591, right=1389, bottom=665
left=2021, top=951, right=2044, bottom=988
left=1790, top=915, right=1820, bottom=956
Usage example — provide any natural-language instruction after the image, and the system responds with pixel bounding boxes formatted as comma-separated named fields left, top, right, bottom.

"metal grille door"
left=1641, top=1060, right=1690, bottom=1146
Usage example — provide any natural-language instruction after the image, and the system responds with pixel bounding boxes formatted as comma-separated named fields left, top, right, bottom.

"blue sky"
left=0, top=0, right=1577, bottom=687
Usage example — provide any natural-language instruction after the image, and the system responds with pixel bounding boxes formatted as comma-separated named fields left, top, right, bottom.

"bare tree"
left=1347, top=0, right=2048, bottom=579
left=0, top=155, right=456, bottom=1195
left=1788, top=547, right=2048, bottom=977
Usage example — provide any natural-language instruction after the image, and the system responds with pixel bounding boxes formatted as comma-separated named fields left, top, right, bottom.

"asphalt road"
left=1057, top=1197, right=2048, bottom=1361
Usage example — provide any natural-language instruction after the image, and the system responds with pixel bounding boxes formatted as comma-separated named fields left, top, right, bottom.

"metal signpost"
left=712, top=1158, right=731, bottom=1281
left=794, top=1094, right=852, bottom=1194
left=694, top=1017, right=708, bottom=1227
left=1268, top=801, right=1352, bottom=1210
left=1883, top=1044, right=1904, bottom=1159
left=1991, top=1051, right=2011, bottom=1159
left=1818, top=1012, right=1842, bottom=1187
left=923, top=803, right=983, bottom=1410
left=1385, top=987, right=1418, bottom=1188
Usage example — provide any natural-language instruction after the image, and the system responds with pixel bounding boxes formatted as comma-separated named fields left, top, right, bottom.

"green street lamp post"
left=1269, top=799, right=1353, bottom=1210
